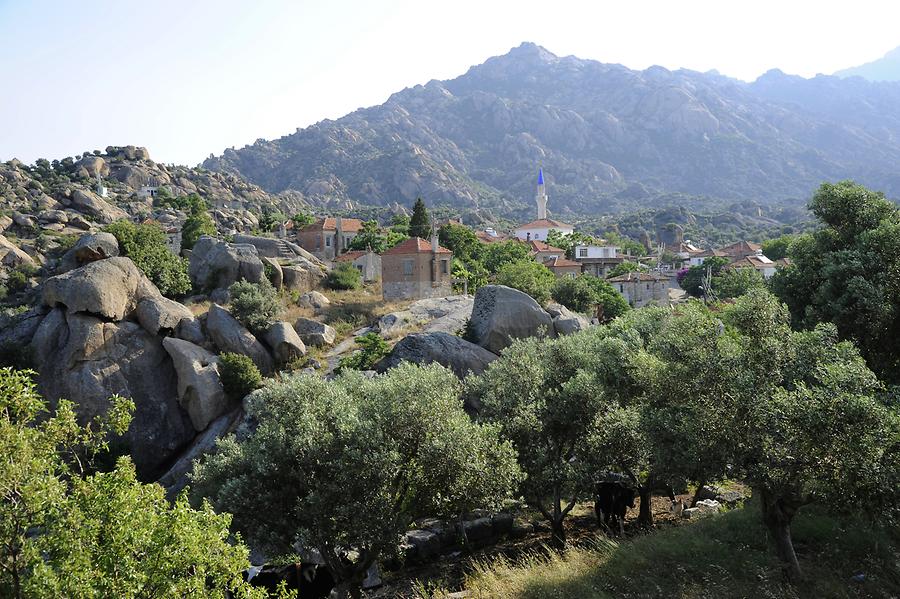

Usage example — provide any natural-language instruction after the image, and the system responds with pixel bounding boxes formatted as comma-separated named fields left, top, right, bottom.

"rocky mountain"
left=204, top=42, right=900, bottom=221
left=835, top=46, right=900, bottom=81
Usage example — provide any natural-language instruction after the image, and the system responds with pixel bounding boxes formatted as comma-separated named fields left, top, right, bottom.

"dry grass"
left=185, top=299, right=211, bottom=317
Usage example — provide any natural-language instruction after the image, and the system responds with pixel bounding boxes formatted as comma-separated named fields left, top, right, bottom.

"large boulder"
left=0, top=305, right=49, bottom=347
left=261, top=256, right=283, bottom=290
left=264, top=321, right=307, bottom=365
left=188, top=236, right=264, bottom=291
left=374, top=332, right=498, bottom=379
left=0, top=234, right=37, bottom=269
left=59, top=232, right=119, bottom=272
left=546, top=303, right=591, bottom=336
left=76, top=155, right=109, bottom=178
left=377, top=295, right=473, bottom=338
left=70, top=189, right=128, bottom=223
left=162, top=337, right=229, bottom=431
left=31, top=308, right=194, bottom=479
left=136, top=296, right=204, bottom=344
left=206, top=304, right=273, bottom=374
left=293, top=318, right=336, bottom=347
left=468, top=285, right=555, bottom=354
left=43, top=257, right=160, bottom=320
left=281, top=263, right=322, bottom=294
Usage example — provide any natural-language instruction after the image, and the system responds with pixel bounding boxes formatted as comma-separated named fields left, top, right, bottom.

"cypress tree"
left=408, top=197, right=432, bottom=239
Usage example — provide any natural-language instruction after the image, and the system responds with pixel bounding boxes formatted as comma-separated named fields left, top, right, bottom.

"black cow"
left=595, top=480, right=636, bottom=536
left=246, top=562, right=335, bottom=598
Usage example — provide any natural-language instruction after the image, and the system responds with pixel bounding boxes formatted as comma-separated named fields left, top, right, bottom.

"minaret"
left=535, top=168, right=548, bottom=220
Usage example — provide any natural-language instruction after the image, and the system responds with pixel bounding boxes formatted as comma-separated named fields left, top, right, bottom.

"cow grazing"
left=595, top=481, right=636, bottom=536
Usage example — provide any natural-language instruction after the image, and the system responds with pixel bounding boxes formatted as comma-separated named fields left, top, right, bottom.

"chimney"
left=431, top=223, right=439, bottom=254
left=335, top=216, right=343, bottom=254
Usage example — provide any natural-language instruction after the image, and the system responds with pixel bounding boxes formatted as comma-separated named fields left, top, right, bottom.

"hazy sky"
left=2, top=0, right=899, bottom=166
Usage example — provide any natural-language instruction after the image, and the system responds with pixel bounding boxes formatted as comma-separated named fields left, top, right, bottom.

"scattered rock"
left=467, top=285, right=555, bottom=354
left=0, top=234, right=37, bottom=269
left=374, top=332, right=497, bottom=379
left=43, top=257, right=160, bottom=320
left=546, top=303, right=590, bottom=335
left=297, top=291, right=330, bottom=311
left=162, top=337, right=229, bottom=431
left=281, top=263, right=321, bottom=294
left=136, top=296, right=204, bottom=343
left=12, top=212, right=37, bottom=229
left=0, top=214, right=12, bottom=233
left=264, top=321, right=307, bottom=365
left=37, top=209, right=68, bottom=224
left=293, top=318, right=336, bottom=347
left=206, top=304, right=274, bottom=373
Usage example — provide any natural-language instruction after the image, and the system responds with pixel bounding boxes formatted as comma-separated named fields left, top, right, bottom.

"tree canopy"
left=408, top=198, right=432, bottom=239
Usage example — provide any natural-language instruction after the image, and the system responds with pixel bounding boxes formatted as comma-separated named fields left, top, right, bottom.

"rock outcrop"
left=188, top=236, right=265, bottom=291
left=546, top=303, right=591, bottom=335
left=297, top=291, right=330, bottom=311
left=31, top=308, right=194, bottom=478
left=59, top=232, right=119, bottom=272
left=375, top=332, right=497, bottom=378
left=43, top=257, right=159, bottom=321
left=468, top=285, right=555, bottom=354
left=162, top=337, right=229, bottom=432
left=136, top=296, right=204, bottom=343
left=206, top=304, right=274, bottom=373
left=70, top=189, right=129, bottom=223
left=377, top=295, right=474, bottom=338
left=0, top=234, right=37, bottom=269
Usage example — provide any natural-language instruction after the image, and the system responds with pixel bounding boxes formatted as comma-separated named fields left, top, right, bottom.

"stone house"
left=381, top=236, right=452, bottom=301
left=296, top=216, right=364, bottom=260
left=528, top=240, right=566, bottom=262
left=608, top=272, right=671, bottom=308
left=335, top=249, right=381, bottom=282
left=573, top=244, right=623, bottom=277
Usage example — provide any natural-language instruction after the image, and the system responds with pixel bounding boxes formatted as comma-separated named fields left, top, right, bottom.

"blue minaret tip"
left=537, top=168, right=544, bottom=185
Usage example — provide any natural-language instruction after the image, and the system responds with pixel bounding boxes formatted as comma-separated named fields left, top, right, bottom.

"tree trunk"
left=691, top=479, right=707, bottom=508
left=550, top=517, right=566, bottom=550
left=758, top=488, right=801, bottom=580
left=637, top=485, right=653, bottom=527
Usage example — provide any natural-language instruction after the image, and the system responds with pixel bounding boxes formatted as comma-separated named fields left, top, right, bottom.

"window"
left=441, top=259, right=448, bottom=274
left=326, top=236, right=331, bottom=247
left=526, top=232, right=531, bottom=241
left=578, top=248, right=588, bottom=258
left=403, top=259, right=414, bottom=276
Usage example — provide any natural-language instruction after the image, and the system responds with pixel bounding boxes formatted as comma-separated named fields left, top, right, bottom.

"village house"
left=724, top=254, right=778, bottom=279
left=608, top=271, right=671, bottom=308
left=381, top=235, right=453, bottom=301
left=542, top=255, right=582, bottom=277
left=296, top=216, right=364, bottom=260
left=573, top=244, right=623, bottom=277
left=335, top=249, right=382, bottom=282
left=528, top=240, right=566, bottom=262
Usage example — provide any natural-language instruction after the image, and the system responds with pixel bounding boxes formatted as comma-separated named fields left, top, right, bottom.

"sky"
left=2, top=0, right=899, bottom=166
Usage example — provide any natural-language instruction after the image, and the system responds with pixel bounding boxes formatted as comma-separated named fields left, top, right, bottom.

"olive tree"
left=468, top=331, right=643, bottom=548
left=0, top=368, right=265, bottom=599
left=725, top=290, right=900, bottom=579
left=191, top=363, right=521, bottom=598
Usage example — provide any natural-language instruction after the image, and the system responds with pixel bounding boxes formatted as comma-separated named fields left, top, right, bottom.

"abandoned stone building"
left=381, top=235, right=452, bottom=300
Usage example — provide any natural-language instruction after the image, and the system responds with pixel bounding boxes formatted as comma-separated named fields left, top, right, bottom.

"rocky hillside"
left=204, top=43, right=900, bottom=220
left=834, top=45, right=900, bottom=81
left=1, top=145, right=309, bottom=237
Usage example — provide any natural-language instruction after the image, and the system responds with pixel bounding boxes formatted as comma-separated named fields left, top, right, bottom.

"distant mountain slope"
left=834, top=46, right=900, bottom=81
left=204, top=43, right=900, bottom=220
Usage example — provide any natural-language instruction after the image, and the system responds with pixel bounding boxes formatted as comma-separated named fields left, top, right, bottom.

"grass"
left=424, top=501, right=900, bottom=599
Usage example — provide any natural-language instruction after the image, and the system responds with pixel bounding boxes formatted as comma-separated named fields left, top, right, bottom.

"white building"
left=573, top=245, right=618, bottom=259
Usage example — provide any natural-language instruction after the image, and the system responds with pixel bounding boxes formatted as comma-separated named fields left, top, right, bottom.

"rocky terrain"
left=834, top=45, right=900, bottom=81
left=205, top=43, right=900, bottom=221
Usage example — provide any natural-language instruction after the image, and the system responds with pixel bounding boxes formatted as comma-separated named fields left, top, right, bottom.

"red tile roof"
left=543, top=256, right=581, bottom=268
left=299, top=217, right=365, bottom=233
left=334, top=250, right=367, bottom=262
left=529, top=240, right=565, bottom=253
left=382, top=237, right=451, bottom=255
left=476, top=230, right=508, bottom=243
left=516, top=218, right=574, bottom=230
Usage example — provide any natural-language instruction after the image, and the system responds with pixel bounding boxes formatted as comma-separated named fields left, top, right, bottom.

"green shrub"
left=326, top=262, right=361, bottom=290
left=104, top=221, right=190, bottom=297
left=6, top=269, right=29, bottom=292
left=552, top=274, right=629, bottom=319
left=0, top=284, right=7, bottom=301
left=228, top=278, right=279, bottom=334
left=217, top=353, right=262, bottom=401
left=337, top=332, right=390, bottom=372
left=181, top=211, right=216, bottom=251
left=495, top=260, right=556, bottom=304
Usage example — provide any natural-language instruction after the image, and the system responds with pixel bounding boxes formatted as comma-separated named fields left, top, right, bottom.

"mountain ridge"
left=204, top=42, right=900, bottom=220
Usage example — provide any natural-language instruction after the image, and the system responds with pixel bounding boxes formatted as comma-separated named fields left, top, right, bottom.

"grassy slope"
left=441, top=502, right=900, bottom=599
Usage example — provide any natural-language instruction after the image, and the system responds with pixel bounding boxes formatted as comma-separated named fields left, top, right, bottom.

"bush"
left=217, top=353, right=262, bottom=401
left=228, top=278, right=279, bottom=334
left=6, top=269, right=28, bottom=292
left=326, top=262, right=361, bottom=290
left=181, top=211, right=216, bottom=251
left=104, top=221, right=190, bottom=297
left=495, top=260, right=556, bottom=304
left=337, top=332, right=390, bottom=372
left=553, top=274, right=630, bottom=319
